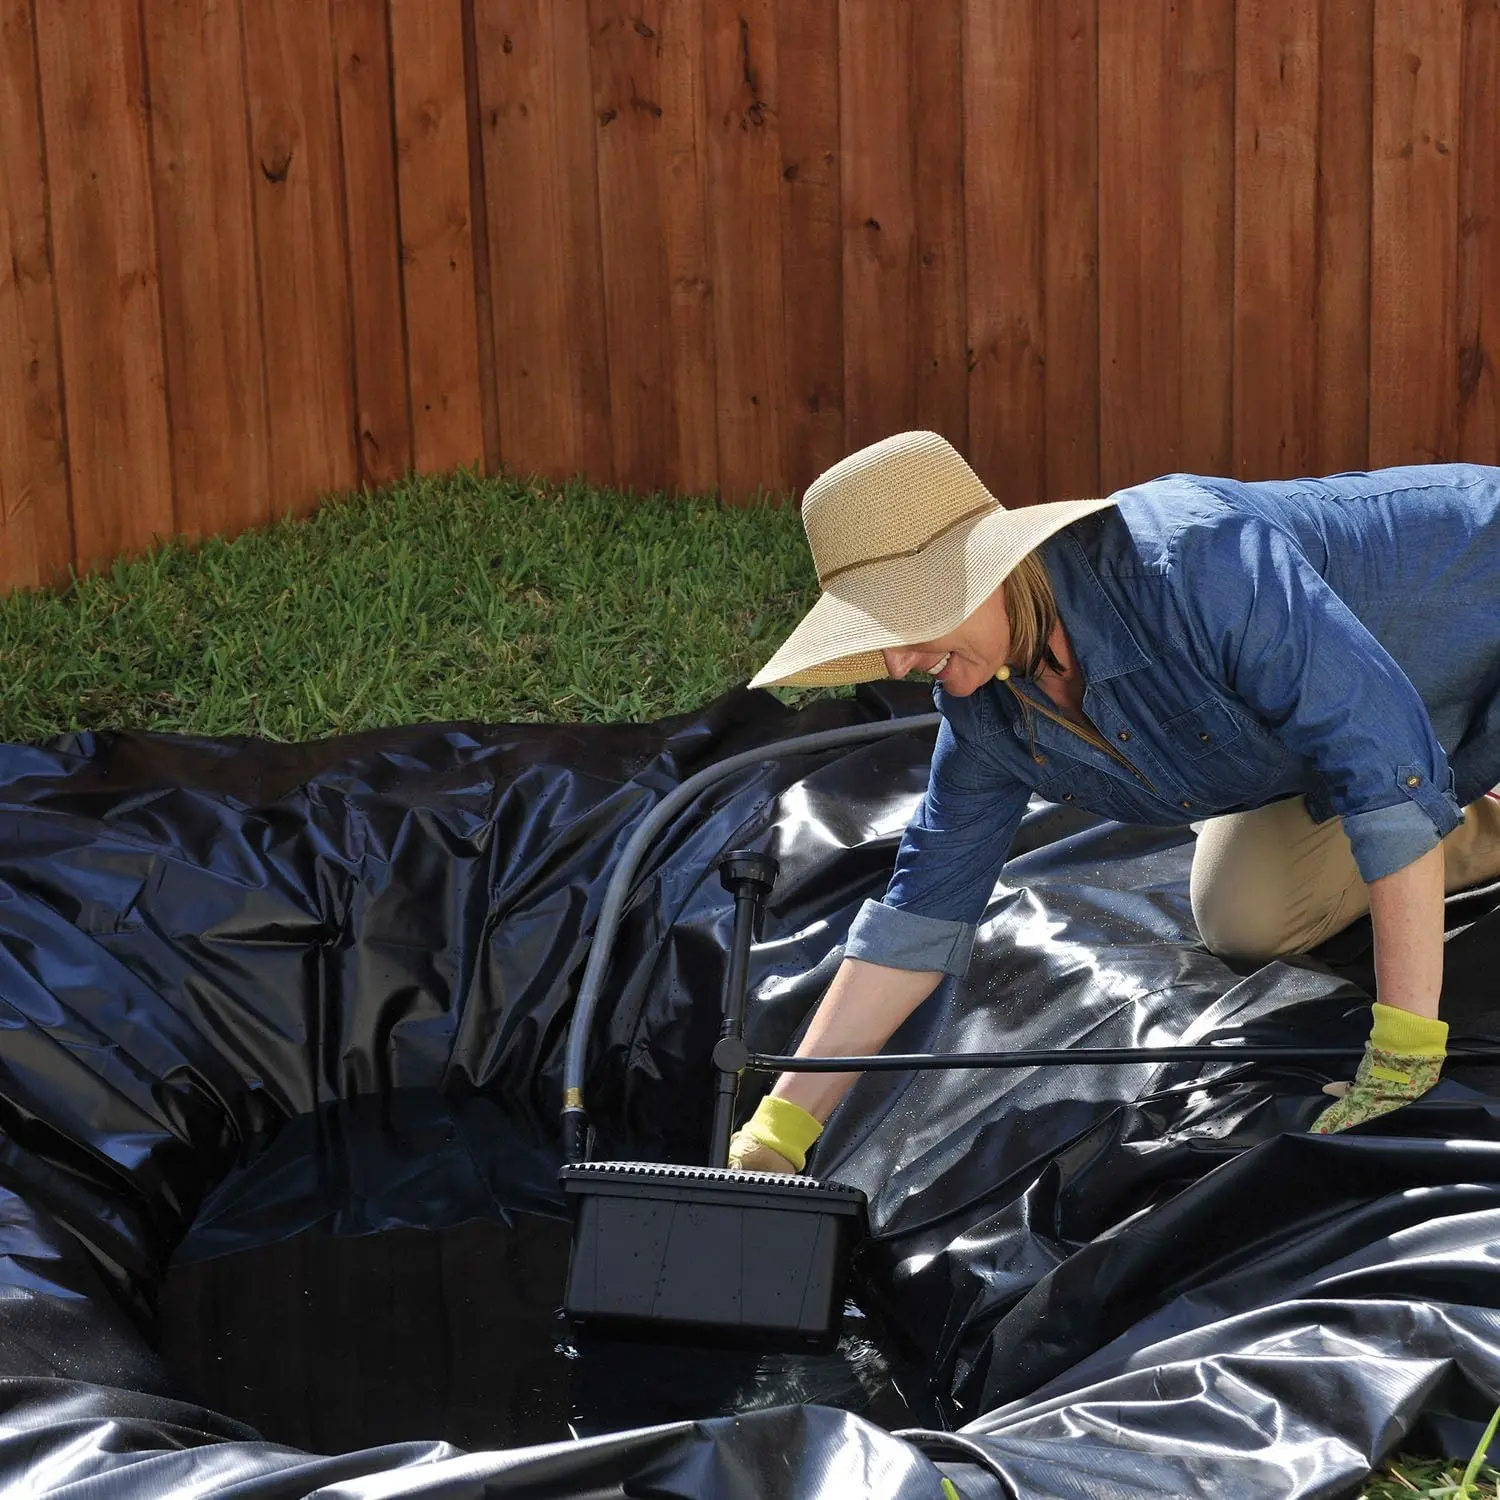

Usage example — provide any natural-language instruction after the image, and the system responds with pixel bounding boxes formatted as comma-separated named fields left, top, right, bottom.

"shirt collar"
left=1038, top=524, right=1153, bottom=683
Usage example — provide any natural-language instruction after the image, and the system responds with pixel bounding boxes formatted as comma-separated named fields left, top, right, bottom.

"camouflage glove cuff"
left=728, top=1094, right=823, bottom=1173
left=1311, top=1003, right=1447, bottom=1134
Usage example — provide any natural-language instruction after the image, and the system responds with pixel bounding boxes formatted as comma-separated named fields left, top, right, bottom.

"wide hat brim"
left=749, top=494, right=1118, bottom=689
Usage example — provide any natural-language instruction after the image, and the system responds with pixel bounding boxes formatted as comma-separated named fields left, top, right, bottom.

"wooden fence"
left=1, top=0, right=1496, bottom=592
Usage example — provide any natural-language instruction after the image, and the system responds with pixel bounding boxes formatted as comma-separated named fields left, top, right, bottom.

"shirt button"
left=1406, top=774, right=1421, bottom=787
left=1033, top=753, right=1047, bottom=765
left=1117, top=729, right=1131, bottom=742
left=1181, top=800, right=1192, bottom=809
left=1198, top=732, right=1212, bottom=743
left=1061, top=792, right=1074, bottom=801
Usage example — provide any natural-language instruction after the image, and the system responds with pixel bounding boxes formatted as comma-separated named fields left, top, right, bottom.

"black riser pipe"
left=708, top=895, right=758, bottom=1165
left=708, top=851, right=779, bottom=1168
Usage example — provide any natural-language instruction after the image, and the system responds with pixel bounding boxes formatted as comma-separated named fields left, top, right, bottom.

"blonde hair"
left=1000, top=551, right=1059, bottom=677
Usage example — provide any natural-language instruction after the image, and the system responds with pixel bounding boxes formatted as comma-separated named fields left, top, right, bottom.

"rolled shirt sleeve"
left=1168, top=510, right=1464, bottom=883
left=846, top=711, right=1030, bottom=976
left=844, top=900, right=978, bottom=977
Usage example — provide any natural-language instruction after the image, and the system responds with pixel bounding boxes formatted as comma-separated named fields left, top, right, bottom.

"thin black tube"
left=743, top=1043, right=1500, bottom=1072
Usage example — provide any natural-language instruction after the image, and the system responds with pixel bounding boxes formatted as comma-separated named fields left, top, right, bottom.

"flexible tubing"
left=560, top=712, right=942, bottom=1146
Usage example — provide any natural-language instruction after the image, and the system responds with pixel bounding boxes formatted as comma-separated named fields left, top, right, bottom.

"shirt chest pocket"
left=1160, top=697, right=1291, bottom=800
left=1163, top=699, right=1243, bottom=761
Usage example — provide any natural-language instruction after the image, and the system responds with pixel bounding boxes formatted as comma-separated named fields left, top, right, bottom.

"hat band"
left=816, top=501, right=997, bottom=588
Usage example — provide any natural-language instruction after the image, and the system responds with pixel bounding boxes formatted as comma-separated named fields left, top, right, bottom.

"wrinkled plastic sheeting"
left=2, top=684, right=1500, bottom=1498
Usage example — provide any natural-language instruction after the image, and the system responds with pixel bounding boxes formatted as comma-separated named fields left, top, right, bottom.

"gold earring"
left=995, top=664, right=1011, bottom=681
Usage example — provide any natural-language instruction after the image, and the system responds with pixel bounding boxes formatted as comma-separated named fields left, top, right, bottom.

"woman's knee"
left=1190, top=858, right=1302, bottom=960
left=1190, top=800, right=1366, bottom=961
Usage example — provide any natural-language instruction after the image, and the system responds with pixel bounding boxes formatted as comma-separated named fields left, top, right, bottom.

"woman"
left=728, top=431, right=1500, bottom=1173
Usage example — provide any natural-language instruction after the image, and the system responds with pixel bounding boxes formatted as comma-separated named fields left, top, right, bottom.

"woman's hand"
left=728, top=1096, right=821, bottom=1173
left=1312, top=842, right=1448, bottom=1132
left=728, top=957, right=944, bottom=1173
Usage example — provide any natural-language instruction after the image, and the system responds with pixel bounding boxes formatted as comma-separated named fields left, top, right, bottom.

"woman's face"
left=881, top=585, right=1012, bottom=697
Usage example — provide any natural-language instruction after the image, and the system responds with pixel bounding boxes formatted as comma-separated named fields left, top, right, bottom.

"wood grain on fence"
left=1099, top=0, right=1181, bottom=494
left=34, top=0, right=173, bottom=572
left=1458, top=0, right=1499, bottom=462
left=1371, top=0, right=1464, bottom=467
left=1040, top=0, right=1099, bottom=503
left=332, top=0, right=413, bottom=489
left=4, top=0, right=1500, bottom=591
left=0, top=1, right=71, bottom=588
left=244, top=0, right=360, bottom=517
left=1174, top=0, right=1237, bottom=481
left=474, top=0, right=611, bottom=485
left=776, top=0, right=842, bottom=495
left=1234, top=0, right=1320, bottom=479
left=704, top=0, right=786, bottom=500
left=391, top=0, right=485, bottom=475
left=964, top=0, right=1045, bottom=504
left=840, top=0, right=914, bottom=455
left=1314, top=0, right=1374, bottom=476
left=144, top=0, right=269, bottom=540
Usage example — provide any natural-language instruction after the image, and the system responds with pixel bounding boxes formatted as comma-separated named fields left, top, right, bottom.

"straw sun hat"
left=749, top=431, right=1118, bottom=689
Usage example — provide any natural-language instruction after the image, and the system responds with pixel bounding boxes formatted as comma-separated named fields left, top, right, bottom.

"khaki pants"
left=1191, top=792, right=1500, bottom=960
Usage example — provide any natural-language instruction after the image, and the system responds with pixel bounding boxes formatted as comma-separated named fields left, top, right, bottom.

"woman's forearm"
left=1366, top=841, right=1446, bottom=1019
left=769, top=956, right=944, bottom=1122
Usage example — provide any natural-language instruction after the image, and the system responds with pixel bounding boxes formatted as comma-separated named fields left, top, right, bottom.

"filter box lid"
left=560, top=1160, right=868, bottom=1217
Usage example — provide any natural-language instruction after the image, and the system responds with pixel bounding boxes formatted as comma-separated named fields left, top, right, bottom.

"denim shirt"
left=846, top=464, right=1500, bottom=977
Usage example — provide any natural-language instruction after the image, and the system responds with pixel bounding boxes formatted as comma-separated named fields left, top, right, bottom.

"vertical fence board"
left=1458, top=0, right=1500, bottom=461
left=390, top=0, right=484, bottom=474
left=703, top=0, right=785, bottom=500
left=912, top=0, right=967, bottom=455
left=331, top=0, right=413, bottom=488
left=1098, top=0, right=1170, bottom=493
left=244, top=0, right=359, bottom=516
left=1040, top=0, right=1099, bottom=500
left=474, top=0, right=612, bottom=483
left=548, top=6, right=613, bottom=485
left=0, top=0, right=70, bottom=589
left=1233, top=0, right=1319, bottom=478
left=1371, top=0, right=1463, bottom=465
left=589, top=0, right=672, bottom=494
left=839, top=1, right=914, bottom=453
left=656, top=0, right=717, bottom=495
left=1310, top=0, right=1374, bottom=473
left=964, top=0, right=1044, bottom=502
left=590, top=0, right=721, bottom=497
left=1177, top=0, right=1235, bottom=477
left=1313, top=0, right=1373, bottom=473
left=776, top=0, right=842, bottom=494
left=1101, top=0, right=1234, bottom=492
left=461, top=0, right=501, bottom=476
left=34, top=0, right=173, bottom=570
left=144, top=0, right=269, bottom=540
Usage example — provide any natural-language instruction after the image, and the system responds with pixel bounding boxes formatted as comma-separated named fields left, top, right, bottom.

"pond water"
left=154, top=1094, right=916, bottom=1454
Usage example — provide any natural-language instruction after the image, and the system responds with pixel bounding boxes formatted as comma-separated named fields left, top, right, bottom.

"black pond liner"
left=3, top=682, right=1500, bottom=1499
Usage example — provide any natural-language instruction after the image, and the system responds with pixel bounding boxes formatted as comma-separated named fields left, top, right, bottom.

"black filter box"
left=559, top=1161, right=869, bottom=1350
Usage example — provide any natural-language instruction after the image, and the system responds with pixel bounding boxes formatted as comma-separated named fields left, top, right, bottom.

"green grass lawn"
left=0, top=469, right=825, bottom=744
left=1, top=468, right=1495, bottom=1497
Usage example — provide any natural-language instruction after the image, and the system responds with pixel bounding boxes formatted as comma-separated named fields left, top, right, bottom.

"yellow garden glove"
left=727, top=1094, right=823, bottom=1174
left=1310, top=1003, right=1447, bottom=1133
